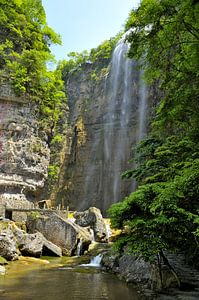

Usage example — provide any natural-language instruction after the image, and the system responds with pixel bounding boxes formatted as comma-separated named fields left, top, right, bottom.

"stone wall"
left=0, top=76, right=50, bottom=217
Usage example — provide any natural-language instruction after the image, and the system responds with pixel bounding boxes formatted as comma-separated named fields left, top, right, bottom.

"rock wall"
left=53, top=60, right=113, bottom=212
left=0, top=76, right=50, bottom=217
left=53, top=58, right=151, bottom=214
left=101, top=252, right=178, bottom=295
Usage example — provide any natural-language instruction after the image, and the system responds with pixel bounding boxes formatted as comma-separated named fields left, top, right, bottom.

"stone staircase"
left=158, top=253, right=199, bottom=299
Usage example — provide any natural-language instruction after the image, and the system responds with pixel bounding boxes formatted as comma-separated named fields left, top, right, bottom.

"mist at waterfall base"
left=83, top=34, right=148, bottom=213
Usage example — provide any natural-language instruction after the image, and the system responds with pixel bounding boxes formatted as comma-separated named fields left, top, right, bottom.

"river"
left=0, top=256, right=141, bottom=300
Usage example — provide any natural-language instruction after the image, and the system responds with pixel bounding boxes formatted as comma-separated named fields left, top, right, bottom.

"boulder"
left=74, top=207, right=108, bottom=242
left=102, top=251, right=179, bottom=291
left=18, top=232, right=44, bottom=257
left=27, top=212, right=92, bottom=256
left=13, top=224, right=62, bottom=257
left=0, top=225, right=18, bottom=261
left=102, top=252, right=152, bottom=286
left=42, top=238, right=62, bottom=257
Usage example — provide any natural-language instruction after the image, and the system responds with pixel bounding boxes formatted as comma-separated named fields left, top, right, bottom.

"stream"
left=0, top=256, right=141, bottom=300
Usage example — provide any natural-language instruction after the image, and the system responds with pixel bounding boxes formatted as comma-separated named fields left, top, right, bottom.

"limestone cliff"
left=53, top=53, right=150, bottom=214
left=0, top=76, right=50, bottom=217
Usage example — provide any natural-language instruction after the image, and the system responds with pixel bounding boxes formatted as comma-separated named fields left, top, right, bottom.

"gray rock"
left=27, top=212, right=92, bottom=256
left=0, top=78, right=50, bottom=221
left=0, top=226, right=18, bottom=261
left=74, top=207, right=108, bottom=242
left=18, top=232, right=44, bottom=257
left=102, top=251, right=179, bottom=291
left=13, top=223, right=62, bottom=257
left=102, top=252, right=151, bottom=283
left=42, top=238, right=62, bottom=257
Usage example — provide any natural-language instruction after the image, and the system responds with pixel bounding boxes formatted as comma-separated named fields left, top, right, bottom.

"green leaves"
left=126, top=0, right=199, bottom=137
left=109, top=0, right=199, bottom=264
left=0, top=0, right=67, bottom=144
left=59, top=33, right=121, bottom=81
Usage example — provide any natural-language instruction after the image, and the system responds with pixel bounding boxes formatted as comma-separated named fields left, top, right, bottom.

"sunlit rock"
left=74, top=207, right=108, bottom=242
left=27, top=212, right=92, bottom=256
left=0, top=76, right=50, bottom=219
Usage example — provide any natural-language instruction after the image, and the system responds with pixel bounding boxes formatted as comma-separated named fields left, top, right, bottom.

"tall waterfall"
left=101, top=36, right=148, bottom=209
left=81, top=34, right=148, bottom=213
left=103, top=37, right=135, bottom=205
left=63, top=32, right=147, bottom=212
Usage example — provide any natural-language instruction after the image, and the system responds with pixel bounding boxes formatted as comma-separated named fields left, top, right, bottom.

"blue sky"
left=42, top=0, right=140, bottom=62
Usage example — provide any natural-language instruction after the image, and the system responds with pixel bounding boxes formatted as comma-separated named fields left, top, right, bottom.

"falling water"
left=81, top=254, right=103, bottom=267
left=138, top=70, right=148, bottom=141
left=82, top=33, right=148, bottom=212
left=102, top=36, right=135, bottom=205
left=76, top=238, right=83, bottom=256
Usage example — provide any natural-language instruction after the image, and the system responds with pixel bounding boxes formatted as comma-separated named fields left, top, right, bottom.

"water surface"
left=0, top=258, right=140, bottom=300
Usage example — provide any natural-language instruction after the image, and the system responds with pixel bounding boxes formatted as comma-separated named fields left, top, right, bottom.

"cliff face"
left=0, top=76, right=50, bottom=216
left=53, top=55, right=149, bottom=214
left=51, top=60, right=110, bottom=212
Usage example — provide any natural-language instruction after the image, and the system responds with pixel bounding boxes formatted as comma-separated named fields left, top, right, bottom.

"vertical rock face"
left=0, top=76, right=50, bottom=216
left=54, top=41, right=150, bottom=214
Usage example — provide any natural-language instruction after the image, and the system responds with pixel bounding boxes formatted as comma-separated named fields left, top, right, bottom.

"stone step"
left=161, top=253, right=199, bottom=299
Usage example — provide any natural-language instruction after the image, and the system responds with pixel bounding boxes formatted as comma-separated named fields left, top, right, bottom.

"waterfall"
left=138, top=70, right=148, bottom=141
left=82, top=33, right=148, bottom=212
left=102, top=36, right=135, bottom=205
left=80, top=254, right=103, bottom=267
left=90, top=228, right=95, bottom=242
left=76, top=238, right=83, bottom=256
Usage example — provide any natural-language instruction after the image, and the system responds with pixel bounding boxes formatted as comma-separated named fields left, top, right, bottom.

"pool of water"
left=0, top=258, right=140, bottom=300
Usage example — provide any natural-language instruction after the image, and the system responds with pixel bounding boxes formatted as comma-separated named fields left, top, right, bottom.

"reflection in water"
left=0, top=267, right=140, bottom=300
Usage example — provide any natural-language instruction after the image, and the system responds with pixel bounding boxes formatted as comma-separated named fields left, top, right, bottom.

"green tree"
left=109, top=0, right=199, bottom=266
left=58, top=34, right=121, bottom=81
left=0, top=0, right=61, bottom=95
left=0, top=0, right=67, bottom=191
left=0, top=0, right=66, bottom=140
left=126, top=0, right=199, bottom=138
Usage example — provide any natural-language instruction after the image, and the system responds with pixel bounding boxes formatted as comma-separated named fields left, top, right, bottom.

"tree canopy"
left=58, top=33, right=121, bottom=82
left=109, top=0, right=199, bottom=266
left=0, top=0, right=66, bottom=143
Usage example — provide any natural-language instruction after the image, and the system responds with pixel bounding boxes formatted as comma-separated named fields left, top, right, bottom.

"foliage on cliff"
left=0, top=0, right=66, bottom=144
left=109, top=0, right=199, bottom=266
left=58, top=33, right=121, bottom=82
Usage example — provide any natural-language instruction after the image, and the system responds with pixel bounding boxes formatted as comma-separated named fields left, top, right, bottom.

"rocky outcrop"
left=0, top=225, right=18, bottom=260
left=27, top=212, right=92, bottom=256
left=102, top=251, right=199, bottom=299
left=102, top=252, right=178, bottom=293
left=16, top=231, right=44, bottom=257
left=52, top=51, right=153, bottom=214
left=74, top=207, right=108, bottom=242
left=0, top=221, right=62, bottom=260
left=0, top=76, right=50, bottom=219
left=13, top=225, right=62, bottom=257
left=51, top=60, right=125, bottom=213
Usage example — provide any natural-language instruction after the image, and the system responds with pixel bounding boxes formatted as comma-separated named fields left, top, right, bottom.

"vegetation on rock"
left=0, top=0, right=67, bottom=144
left=58, top=33, right=121, bottom=82
left=1, top=0, right=199, bottom=269
left=109, top=0, right=199, bottom=266
left=0, top=0, right=69, bottom=189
